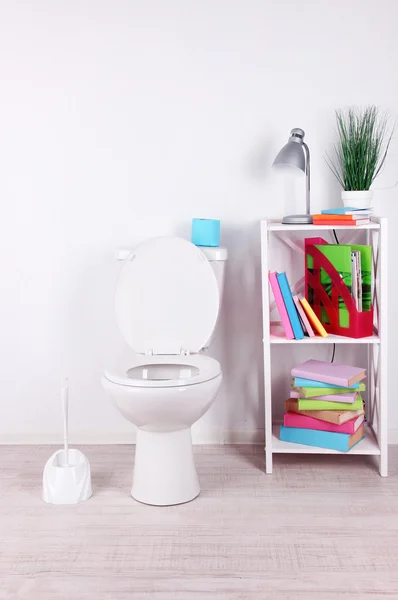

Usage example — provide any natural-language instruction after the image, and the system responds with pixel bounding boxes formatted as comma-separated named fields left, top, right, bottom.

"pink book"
left=293, top=295, right=315, bottom=337
left=284, top=411, right=365, bottom=434
left=289, top=390, right=358, bottom=403
left=268, top=271, right=294, bottom=340
left=291, top=359, right=366, bottom=387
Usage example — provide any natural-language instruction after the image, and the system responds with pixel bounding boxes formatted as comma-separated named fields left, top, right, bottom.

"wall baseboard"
left=1, top=429, right=398, bottom=445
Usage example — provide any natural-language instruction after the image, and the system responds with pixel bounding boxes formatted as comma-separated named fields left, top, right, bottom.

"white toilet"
left=102, top=236, right=227, bottom=506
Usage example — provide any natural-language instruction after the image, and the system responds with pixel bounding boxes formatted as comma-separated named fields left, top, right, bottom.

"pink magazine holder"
left=305, top=237, right=374, bottom=339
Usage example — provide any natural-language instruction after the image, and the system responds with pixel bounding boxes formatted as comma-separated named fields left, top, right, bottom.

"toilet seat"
left=114, top=236, right=219, bottom=355
left=104, top=353, right=221, bottom=388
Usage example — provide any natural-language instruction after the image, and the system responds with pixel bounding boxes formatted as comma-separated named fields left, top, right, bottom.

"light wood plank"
left=1, top=445, right=398, bottom=599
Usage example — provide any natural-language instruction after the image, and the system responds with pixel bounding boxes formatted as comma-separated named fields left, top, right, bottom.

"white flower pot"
left=341, top=190, right=373, bottom=209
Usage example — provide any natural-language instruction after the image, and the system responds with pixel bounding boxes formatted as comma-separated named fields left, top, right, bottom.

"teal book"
left=276, top=272, right=304, bottom=340
left=321, top=207, right=371, bottom=214
left=280, top=424, right=365, bottom=452
left=293, top=377, right=360, bottom=389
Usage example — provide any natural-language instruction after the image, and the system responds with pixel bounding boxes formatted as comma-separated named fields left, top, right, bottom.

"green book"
left=297, top=394, right=364, bottom=411
left=306, top=244, right=372, bottom=327
left=293, top=382, right=366, bottom=398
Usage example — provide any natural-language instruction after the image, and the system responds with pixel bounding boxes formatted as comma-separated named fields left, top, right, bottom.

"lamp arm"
left=303, top=142, right=310, bottom=216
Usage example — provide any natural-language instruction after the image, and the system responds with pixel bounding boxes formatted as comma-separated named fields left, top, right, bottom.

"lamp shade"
left=273, top=141, right=306, bottom=173
left=272, top=127, right=312, bottom=224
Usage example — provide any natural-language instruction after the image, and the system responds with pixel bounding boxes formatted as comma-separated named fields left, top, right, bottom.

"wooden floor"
left=1, top=445, right=398, bottom=600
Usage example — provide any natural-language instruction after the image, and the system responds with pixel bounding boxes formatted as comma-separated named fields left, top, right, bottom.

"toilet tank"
left=198, top=246, right=227, bottom=350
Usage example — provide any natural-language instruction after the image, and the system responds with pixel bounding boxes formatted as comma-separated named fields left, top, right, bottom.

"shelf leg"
left=378, top=218, right=388, bottom=476
left=265, top=445, right=273, bottom=474
left=379, top=454, right=388, bottom=477
left=261, top=220, right=273, bottom=475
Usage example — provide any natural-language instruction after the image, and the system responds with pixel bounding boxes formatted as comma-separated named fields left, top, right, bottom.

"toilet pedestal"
left=132, top=428, right=200, bottom=506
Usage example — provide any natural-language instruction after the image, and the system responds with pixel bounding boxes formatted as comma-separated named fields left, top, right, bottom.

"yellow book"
left=298, top=294, right=328, bottom=337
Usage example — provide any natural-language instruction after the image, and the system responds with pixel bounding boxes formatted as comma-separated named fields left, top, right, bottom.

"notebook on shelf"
left=291, top=359, right=366, bottom=387
left=280, top=424, right=365, bottom=452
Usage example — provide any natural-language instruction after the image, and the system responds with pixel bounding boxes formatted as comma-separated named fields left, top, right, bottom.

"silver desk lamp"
left=273, top=128, right=313, bottom=225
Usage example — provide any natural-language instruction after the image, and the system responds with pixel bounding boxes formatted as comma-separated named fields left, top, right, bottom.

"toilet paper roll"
left=191, top=218, right=220, bottom=247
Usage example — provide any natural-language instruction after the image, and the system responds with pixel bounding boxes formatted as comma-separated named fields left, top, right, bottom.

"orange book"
left=298, top=294, right=328, bottom=337
left=312, top=214, right=362, bottom=221
left=312, top=219, right=369, bottom=226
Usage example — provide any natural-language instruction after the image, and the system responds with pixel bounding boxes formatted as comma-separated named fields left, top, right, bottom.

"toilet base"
left=132, top=428, right=200, bottom=506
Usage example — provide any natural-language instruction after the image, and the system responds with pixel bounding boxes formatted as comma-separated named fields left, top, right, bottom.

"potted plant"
left=326, top=105, right=394, bottom=208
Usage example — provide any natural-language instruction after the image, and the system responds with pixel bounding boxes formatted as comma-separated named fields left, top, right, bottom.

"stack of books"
left=268, top=271, right=328, bottom=340
left=280, top=359, right=366, bottom=451
left=312, top=207, right=373, bottom=227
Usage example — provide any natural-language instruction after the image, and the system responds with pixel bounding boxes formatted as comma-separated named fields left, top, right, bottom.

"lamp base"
left=282, top=214, right=313, bottom=225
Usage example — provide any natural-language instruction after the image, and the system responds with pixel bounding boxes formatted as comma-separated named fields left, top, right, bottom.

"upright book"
left=291, top=359, right=366, bottom=387
left=298, top=295, right=328, bottom=337
left=280, top=424, right=365, bottom=452
left=293, top=295, right=315, bottom=337
left=276, top=272, right=304, bottom=340
left=268, top=272, right=294, bottom=340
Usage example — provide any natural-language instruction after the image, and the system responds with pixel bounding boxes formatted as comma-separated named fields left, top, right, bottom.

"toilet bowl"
left=102, top=236, right=227, bottom=506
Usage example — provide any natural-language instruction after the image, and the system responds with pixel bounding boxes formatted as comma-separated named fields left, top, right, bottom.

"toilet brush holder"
left=43, top=378, right=92, bottom=505
left=43, top=448, right=92, bottom=505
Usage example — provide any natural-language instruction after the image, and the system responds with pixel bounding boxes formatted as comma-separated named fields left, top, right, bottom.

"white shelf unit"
left=260, top=217, right=388, bottom=476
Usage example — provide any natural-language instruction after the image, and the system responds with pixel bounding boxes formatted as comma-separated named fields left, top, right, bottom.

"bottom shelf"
left=271, top=424, right=380, bottom=456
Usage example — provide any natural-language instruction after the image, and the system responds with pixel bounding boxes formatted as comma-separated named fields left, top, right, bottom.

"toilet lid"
left=115, top=236, right=219, bottom=354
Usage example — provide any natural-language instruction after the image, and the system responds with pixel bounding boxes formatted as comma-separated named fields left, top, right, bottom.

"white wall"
left=1, top=0, right=397, bottom=443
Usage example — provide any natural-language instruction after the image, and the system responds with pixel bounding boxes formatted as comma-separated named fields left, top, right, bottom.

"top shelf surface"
left=265, top=219, right=380, bottom=231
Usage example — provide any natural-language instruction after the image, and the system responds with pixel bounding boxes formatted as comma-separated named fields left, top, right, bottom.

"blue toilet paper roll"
left=191, top=218, right=220, bottom=247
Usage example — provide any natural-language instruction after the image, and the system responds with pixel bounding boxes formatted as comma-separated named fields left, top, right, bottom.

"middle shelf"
left=270, top=323, right=380, bottom=345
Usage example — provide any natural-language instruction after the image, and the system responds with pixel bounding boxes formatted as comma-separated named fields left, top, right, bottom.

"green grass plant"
left=326, top=106, right=393, bottom=191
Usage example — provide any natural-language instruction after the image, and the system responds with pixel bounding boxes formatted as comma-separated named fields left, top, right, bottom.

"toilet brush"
left=42, top=379, right=92, bottom=504
left=61, top=379, right=69, bottom=466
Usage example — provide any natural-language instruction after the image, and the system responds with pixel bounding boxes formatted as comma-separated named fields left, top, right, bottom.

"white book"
left=345, top=209, right=373, bottom=216
left=351, top=252, right=359, bottom=310
left=356, top=251, right=363, bottom=311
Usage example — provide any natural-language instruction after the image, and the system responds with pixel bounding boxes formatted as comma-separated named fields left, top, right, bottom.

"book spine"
left=293, top=295, right=315, bottom=337
left=312, top=220, right=369, bottom=226
left=297, top=396, right=363, bottom=411
left=280, top=425, right=353, bottom=451
left=290, top=390, right=357, bottom=403
left=284, top=412, right=357, bottom=434
left=293, top=377, right=359, bottom=389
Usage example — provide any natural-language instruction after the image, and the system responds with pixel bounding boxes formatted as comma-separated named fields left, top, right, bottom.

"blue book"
left=293, top=377, right=360, bottom=389
left=276, top=272, right=304, bottom=340
left=321, top=207, right=371, bottom=214
left=280, top=425, right=365, bottom=452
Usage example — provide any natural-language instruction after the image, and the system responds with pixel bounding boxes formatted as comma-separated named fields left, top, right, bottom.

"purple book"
left=291, top=359, right=365, bottom=387
left=289, top=390, right=358, bottom=404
